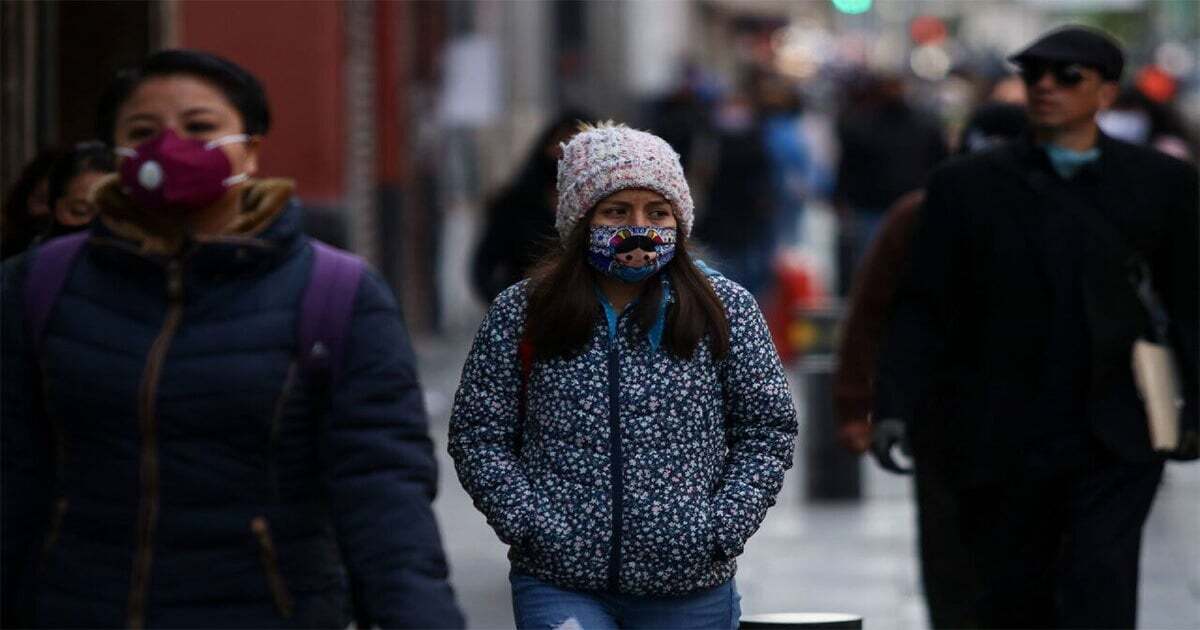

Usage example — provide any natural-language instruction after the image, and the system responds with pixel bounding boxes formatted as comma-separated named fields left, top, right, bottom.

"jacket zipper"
left=36, top=356, right=69, bottom=568
left=267, top=362, right=298, bottom=502
left=251, top=516, right=295, bottom=618
left=606, top=332, right=624, bottom=592
left=37, top=356, right=68, bottom=483
left=37, top=498, right=70, bottom=576
left=127, top=258, right=185, bottom=630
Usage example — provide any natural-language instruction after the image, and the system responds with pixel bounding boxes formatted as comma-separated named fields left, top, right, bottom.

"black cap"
left=1009, top=26, right=1125, bottom=82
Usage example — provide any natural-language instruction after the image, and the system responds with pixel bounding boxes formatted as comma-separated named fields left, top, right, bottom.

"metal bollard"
left=792, top=301, right=861, bottom=501
left=741, top=612, right=863, bottom=629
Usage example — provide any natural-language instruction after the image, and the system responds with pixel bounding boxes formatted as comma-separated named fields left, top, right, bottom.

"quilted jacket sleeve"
left=713, top=280, right=798, bottom=559
left=1, top=254, right=53, bottom=628
left=447, top=282, right=551, bottom=548
left=322, top=269, right=464, bottom=629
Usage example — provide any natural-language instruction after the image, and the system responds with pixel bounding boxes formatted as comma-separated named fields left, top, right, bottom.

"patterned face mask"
left=587, top=225, right=677, bottom=283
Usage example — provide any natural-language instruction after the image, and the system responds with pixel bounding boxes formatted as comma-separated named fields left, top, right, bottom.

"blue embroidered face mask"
left=587, top=225, right=677, bottom=283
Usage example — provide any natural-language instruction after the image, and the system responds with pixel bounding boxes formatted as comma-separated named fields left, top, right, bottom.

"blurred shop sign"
left=438, top=34, right=502, bottom=128
left=1019, top=0, right=1145, bottom=8
left=831, top=0, right=873, bottom=15
left=791, top=300, right=845, bottom=375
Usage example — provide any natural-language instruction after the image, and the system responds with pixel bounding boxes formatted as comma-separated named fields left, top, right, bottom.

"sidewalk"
left=415, top=320, right=1200, bottom=630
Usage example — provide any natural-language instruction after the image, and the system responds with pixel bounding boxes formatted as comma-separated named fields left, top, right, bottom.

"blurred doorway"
left=1, top=0, right=161, bottom=191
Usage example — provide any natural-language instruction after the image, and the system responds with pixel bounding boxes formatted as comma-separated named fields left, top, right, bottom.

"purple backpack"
left=24, top=233, right=366, bottom=385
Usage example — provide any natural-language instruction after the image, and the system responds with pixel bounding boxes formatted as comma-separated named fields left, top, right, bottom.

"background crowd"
left=3, top=1, right=1199, bottom=629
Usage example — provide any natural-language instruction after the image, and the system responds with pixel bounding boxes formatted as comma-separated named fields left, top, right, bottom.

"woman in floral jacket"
left=449, top=122, right=797, bottom=628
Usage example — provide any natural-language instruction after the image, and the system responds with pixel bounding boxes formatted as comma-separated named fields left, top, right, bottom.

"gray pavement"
left=415, top=321, right=1200, bottom=630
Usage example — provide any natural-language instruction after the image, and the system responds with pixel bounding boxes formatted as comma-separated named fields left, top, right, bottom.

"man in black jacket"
left=874, top=26, right=1198, bottom=629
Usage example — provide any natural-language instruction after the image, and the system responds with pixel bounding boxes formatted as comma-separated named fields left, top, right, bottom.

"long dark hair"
left=47, top=141, right=116, bottom=209
left=525, top=216, right=730, bottom=361
left=2, top=147, right=64, bottom=259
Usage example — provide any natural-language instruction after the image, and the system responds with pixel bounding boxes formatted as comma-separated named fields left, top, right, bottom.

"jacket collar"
left=1015, top=129, right=1117, bottom=183
left=596, top=274, right=674, bottom=354
left=89, top=176, right=304, bottom=274
left=593, top=262, right=722, bottom=354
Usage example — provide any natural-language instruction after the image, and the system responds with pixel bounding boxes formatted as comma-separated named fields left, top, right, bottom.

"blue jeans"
left=510, top=572, right=740, bottom=629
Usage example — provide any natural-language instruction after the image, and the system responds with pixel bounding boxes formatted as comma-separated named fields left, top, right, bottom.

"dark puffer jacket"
left=1, top=179, right=463, bottom=628
left=448, top=275, right=797, bottom=595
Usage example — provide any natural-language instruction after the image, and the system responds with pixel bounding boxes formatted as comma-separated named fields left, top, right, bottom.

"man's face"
left=1020, top=61, right=1118, bottom=130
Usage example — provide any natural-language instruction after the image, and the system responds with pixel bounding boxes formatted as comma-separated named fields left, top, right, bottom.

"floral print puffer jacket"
left=448, top=274, right=797, bottom=596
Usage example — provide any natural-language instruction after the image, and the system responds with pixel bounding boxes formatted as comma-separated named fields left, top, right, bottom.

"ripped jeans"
left=510, top=572, right=740, bottom=630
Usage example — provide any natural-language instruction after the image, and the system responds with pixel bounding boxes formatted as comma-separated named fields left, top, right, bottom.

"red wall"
left=376, top=0, right=403, bottom=185
left=179, top=0, right=345, bottom=204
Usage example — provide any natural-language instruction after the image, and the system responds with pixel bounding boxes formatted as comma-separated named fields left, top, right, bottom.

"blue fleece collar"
left=595, top=274, right=673, bottom=354
left=594, top=261, right=722, bottom=354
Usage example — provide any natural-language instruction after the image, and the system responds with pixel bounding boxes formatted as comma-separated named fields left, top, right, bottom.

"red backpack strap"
left=24, top=232, right=90, bottom=349
left=518, top=337, right=535, bottom=386
left=514, top=335, right=535, bottom=453
left=298, top=240, right=367, bottom=387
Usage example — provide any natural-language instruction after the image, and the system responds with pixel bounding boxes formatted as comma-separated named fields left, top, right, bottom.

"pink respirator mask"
left=115, top=129, right=249, bottom=212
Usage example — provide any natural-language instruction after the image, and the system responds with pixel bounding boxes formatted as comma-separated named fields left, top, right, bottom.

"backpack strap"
left=514, top=335, right=535, bottom=455
left=299, top=240, right=367, bottom=387
left=24, top=232, right=90, bottom=349
left=518, top=338, right=535, bottom=384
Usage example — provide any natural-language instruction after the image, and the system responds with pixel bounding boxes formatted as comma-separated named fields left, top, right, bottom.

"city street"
left=417, top=325, right=1200, bottom=630
left=5, top=2, right=1198, bottom=628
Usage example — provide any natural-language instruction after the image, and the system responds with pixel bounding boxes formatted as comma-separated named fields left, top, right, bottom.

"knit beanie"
left=555, top=122, right=694, bottom=240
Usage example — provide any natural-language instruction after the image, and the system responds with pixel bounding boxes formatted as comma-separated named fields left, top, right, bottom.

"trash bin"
left=792, top=300, right=861, bottom=501
left=740, top=612, right=863, bottom=629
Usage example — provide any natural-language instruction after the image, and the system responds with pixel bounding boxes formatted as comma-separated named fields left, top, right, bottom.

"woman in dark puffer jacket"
left=1, top=50, right=463, bottom=629
left=449, top=122, right=797, bottom=628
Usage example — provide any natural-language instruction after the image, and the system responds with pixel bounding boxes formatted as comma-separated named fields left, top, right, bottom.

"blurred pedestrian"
left=644, top=60, right=719, bottom=171
left=834, top=73, right=947, bottom=288
left=1, top=49, right=463, bottom=629
left=1098, top=84, right=1195, bottom=161
left=834, top=102, right=1028, bottom=629
left=875, top=26, right=1197, bottom=628
left=695, top=92, right=776, bottom=298
left=988, top=73, right=1028, bottom=106
left=449, top=122, right=796, bottom=629
left=472, top=109, right=592, bottom=303
left=44, top=141, right=115, bottom=239
left=1, top=148, right=64, bottom=259
left=757, top=71, right=812, bottom=248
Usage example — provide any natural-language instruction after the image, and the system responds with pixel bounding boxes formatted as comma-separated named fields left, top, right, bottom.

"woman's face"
left=54, top=170, right=108, bottom=227
left=589, top=188, right=677, bottom=229
left=113, top=75, right=260, bottom=179
left=27, top=178, right=51, bottom=218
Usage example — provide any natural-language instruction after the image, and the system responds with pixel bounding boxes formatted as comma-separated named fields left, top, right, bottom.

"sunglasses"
left=1019, top=62, right=1089, bottom=87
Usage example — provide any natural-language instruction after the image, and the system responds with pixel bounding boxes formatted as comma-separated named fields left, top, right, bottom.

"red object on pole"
left=765, top=253, right=824, bottom=363
left=1136, top=66, right=1177, bottom=104
left=909, top=16, right=948, bottom=45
